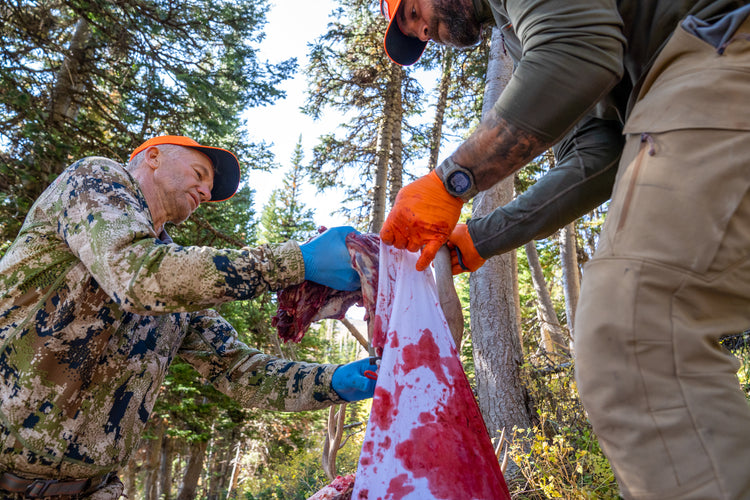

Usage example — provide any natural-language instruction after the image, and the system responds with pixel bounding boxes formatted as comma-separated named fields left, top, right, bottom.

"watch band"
left=437, top=157, right=478, bottom=202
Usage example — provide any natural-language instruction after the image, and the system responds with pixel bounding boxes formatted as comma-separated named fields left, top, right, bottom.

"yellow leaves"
left=505, top=414, right=620, bottom=499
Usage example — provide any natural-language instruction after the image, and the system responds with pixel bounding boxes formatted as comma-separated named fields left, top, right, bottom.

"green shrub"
left=507, top=418, right=618, bottom=499
left=506, top=363, right=620, bottom=499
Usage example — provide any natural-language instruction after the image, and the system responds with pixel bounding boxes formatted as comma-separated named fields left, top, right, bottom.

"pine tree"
left=0, top=0, right=294, bottom=241
left=302, top=0, right=430, bottom=230
left=260, top=137, right=317, bottom=244
left=469, top=29, right=534, bottom=461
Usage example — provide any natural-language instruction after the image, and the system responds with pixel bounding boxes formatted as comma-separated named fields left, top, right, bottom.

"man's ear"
left=144, top=146, right=161, bottom=170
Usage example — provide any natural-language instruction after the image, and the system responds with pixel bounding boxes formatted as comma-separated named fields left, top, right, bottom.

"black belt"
left=0, top=471, right=111, bottom=498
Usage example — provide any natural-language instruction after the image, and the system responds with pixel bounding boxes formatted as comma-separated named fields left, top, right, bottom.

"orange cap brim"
left=382, top=0, right=427, bottom=66
left=130, top=135, right=240, bottom=202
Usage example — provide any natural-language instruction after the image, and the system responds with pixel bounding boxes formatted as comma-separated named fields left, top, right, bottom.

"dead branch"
left=189, top=212, right=246, bottom=248
left=339, top=317, right=370, bottom=352
left=434, top=246, right=464, bottom=347
left=322, top=404, right=347, bottom=481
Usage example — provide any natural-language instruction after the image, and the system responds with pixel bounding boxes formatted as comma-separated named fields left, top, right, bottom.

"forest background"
left=1, top=0, right=749, bottom=499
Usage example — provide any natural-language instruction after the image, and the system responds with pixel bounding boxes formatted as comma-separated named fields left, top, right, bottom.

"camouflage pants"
left=0, top=474, right=123, bottom=500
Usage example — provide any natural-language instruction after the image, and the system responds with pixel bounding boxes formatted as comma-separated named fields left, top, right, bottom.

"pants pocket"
left=601, top=128, right=750, bottom=276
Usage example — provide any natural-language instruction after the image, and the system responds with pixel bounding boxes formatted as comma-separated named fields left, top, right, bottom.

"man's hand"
left=331, top=357, right=379, bottom=402
left=380, top=171, right=463, bottom=271
left=447, top=223, right=486, bottom=274
left=300, top=226, right=361, bottom=291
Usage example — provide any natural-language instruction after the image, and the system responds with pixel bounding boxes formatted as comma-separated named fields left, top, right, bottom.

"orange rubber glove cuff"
left=447, top=223, right=486, bottom=274
left=380, top=170, right=464, bottom=271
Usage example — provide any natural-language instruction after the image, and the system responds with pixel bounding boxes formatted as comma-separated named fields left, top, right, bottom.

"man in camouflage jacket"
left=0, top=136, right=374, bottom=498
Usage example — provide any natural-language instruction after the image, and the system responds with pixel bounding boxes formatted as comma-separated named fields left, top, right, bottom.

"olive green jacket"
left=467, top=0, right=747, bottom=257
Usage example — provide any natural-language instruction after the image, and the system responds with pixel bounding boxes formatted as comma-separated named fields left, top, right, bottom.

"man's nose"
left=398, top=15, right=430, bottom=42
left=198, top=183, right=212, bottom=203
left=416, top=22, right=429, bottom=42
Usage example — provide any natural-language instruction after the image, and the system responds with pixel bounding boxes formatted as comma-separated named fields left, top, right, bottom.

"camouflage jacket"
left=0, top=158, right=342, bottom=480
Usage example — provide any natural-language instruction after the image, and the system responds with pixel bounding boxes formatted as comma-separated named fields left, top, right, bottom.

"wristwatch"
left=438, top=157, right=478, bottom=202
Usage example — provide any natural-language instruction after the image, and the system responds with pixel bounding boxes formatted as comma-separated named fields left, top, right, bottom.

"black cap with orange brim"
left=130, top=135, right=240, bottom=202
left=380, top=0, right=427, bottom=66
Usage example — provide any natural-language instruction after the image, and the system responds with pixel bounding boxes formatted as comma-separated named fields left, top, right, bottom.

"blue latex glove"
left=300, top=226, right=361, bottom=291
left=331, top=357, right=379, bottom=402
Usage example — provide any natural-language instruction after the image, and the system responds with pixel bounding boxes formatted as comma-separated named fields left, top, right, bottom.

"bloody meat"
left=307, top=473, right=355, bottom=500
left=272, top=232, right=380, bottom=344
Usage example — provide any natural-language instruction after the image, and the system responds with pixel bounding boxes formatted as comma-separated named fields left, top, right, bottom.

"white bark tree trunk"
left=524, top=241, right=570, bottom=357
left=559, top=222, right=581, bottom=344
left=371, top=64, right=403, bottom=233
left=470, top=28, right=533, bottom=442
left=428, top=48, right=453, bottom=170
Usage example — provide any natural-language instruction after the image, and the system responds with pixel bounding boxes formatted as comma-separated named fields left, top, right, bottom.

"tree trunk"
left=123, top=456, right=138, bottom=499
left=524, top=241, right=570, bottom=357
left=388, top=66, right=405, bottom=208
left=470, top=25, right=533, bottom=449
left=225, top=441, right=242, bottom=500
left=583, top=208, right=602, bottom=259
left=144, top=422, right=165, bottom=500
left=428, top=48, right=454, bottom=170
left=42, top=17, right=91, bottom=184
left=202, top=425, right=216, bottom=500
left=370, top=64, right=402, bottom=233
left=158, top=434, right=174, bottom=500
left=559, top=222, right=581, bottom=342
left=176, top=439, right=208, bottom=500
left=47, top=17, right=90, bottom=127
left=206, top=435, right=224, bottom=500
left=209, top=429, right=236, bottom=499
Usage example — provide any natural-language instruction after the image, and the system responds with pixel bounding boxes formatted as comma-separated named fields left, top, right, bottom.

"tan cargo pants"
left=575, top=15, right=750, bottom=500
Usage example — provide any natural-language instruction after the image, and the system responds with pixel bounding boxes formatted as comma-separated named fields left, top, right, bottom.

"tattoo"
left=452, top=108, right=548, bottom=191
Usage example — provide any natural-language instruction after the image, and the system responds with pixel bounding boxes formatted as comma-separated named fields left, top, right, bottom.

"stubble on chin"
left=166, top=200, right=194, bottom=227
left=431, top=0, right=482, bottom=48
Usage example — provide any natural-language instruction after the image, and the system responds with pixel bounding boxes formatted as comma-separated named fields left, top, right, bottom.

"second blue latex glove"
left=300, top=226, right=361, bottom=291
left=331, top=357, right=379, bottom=402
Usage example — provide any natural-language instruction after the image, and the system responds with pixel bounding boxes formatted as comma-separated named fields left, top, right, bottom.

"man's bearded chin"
left=433, top=0, right=482, bottom=48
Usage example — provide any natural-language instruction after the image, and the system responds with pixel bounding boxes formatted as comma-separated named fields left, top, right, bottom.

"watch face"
left=448, top=171, right=471, bottom=194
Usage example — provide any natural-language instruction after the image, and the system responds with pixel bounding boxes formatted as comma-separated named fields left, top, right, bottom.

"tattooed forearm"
left=450, top=108, right=549, bottom=191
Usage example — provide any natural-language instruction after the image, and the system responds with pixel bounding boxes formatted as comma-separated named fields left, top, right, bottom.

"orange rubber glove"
left=380, top=170, right=463, bottom=271
left=446, top=223, right=486, bottom=275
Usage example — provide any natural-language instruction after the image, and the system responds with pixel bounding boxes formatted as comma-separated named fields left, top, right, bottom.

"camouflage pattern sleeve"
left=0, top=158, right=327, bottom=480
left=51, top=158, right=305, bottom=313
left=179, top=309, right=344, bottom=411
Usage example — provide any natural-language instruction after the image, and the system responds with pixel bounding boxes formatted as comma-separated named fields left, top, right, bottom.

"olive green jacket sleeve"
left=466, top=0, right=743, bottom=256
left=469, top=116, right=623, bottom=257
left=457, top=0, right=626, bottom=257
left=486, top=0, right=626, bottom=144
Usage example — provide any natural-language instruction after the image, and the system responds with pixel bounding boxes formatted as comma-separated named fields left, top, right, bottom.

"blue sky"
left=243, top=1, right=452, bottom=230
left=242, top=0, right=348, bottom=228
